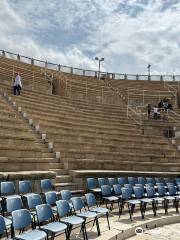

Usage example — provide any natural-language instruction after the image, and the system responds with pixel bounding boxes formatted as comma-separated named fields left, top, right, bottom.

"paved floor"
left=3, top=203, right=180, bottom=239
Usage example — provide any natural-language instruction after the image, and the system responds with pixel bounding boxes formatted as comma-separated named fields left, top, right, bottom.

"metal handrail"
left=1, top=49, right=180, bottom=81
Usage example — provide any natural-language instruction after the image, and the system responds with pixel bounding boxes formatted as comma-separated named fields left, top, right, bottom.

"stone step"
left=49, top=162, right=64, bottom=169
left=55, top=175, right=72, bottom=183
left=54, top=182, right=77, bottom=191
left=50, top=168, right=68, bottom=175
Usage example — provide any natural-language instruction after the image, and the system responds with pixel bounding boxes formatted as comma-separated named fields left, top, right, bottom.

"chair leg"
left=84, top=223, right=88, bottom=240
left=106, top=212, right=110, bottom=230
left=152, top=201, right=157, bottom=216
left=95, top=217, right=101, bottom=236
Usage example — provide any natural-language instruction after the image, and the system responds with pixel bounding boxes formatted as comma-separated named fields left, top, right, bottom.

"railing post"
left=71, top=67, right=73, bottom=74
left=17, top=54, right=20, bottom=61
left=124, top=74, right=127, bottom=80
left=83, top=70, right=85, bottom=76
left=2, top=50, right=5, bottom=57
left=136, top=74, right=139, bottom=81
left=58, top=64, right=61, bottom=72
left=31, top=58, right=34, bottom=65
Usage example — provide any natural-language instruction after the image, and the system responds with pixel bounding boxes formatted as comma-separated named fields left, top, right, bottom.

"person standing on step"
left=13, top=72, right=22, bottom=95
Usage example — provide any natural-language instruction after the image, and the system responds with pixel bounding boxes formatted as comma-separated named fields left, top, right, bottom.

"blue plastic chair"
left=146, top=177, right=155, bottom=185
left=98, top=178, right=107, bottom=188
left=113, top=184, right=122, bottom=198
left=1, top=182, right=21, bottom=214
left=87, top=178, right=101, bottom=194
left=85, top=193, right=110, bottom=230
left=60, top=190, right=73, bottom=209
left=27, top=193, right=42, bottom=224
left=40, top=179, right=54, bottom=192
left=128, top=177, right=137, bottom=186
left=155, top=177, right=163, bottom=184
left=124, top=184, right=134, bottom=195
left=56, top=200, right=87, bottom=240
left=108, top=178, right=118, bottom=187
left=71, top=197, right=101, bottom=236
left=101, top=185, right=119, bottom=211
left=36, top=204, right=67, bottom=239
left=117, top=177, right=127, bottom=186
left=120, top=187, right=141, bottom=221
left=137, top=177, right=146, bottom=186
left=19, top=180, right=32, bottom=194
left=0, top=215, right=8, bottom=238
left=12, top=209, right=47, bottom=239
left=6, top=197, right=23, bottom=215
left=45, top=191, right=57, bottom=212
left=133, top=186, right=156, bottom=218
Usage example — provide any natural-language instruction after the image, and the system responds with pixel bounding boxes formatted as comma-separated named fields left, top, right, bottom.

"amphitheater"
left=1, top=50, right=180, bottom=239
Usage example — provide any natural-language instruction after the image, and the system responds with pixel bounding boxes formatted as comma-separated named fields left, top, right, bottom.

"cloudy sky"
left=0, top=0, right=180, bottom=75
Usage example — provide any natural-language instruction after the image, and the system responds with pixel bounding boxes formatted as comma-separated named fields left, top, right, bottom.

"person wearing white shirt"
left=13, top=72, right=22, bottom=95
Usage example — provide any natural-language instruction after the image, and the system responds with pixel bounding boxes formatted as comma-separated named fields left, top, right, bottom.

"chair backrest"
left=113, top=184, right=122, bottom=195
left=87, top=178, right=98, bottom=190
left=98, top=178, right=107, bottom=187
left=108, top=178, right=118, bottom=187
left=56, top=200, right=71, bottom=217
left=12, top=209, right=32, bottom=230
left=175, top=178, right=180, bottom=185
left=0, top=215, right=6, bottom=235
left=27, top=194, right=42, bottom=209
left=36, top=204, right=53, bottom=223
left=121, top=187, right=132, bottom=200
left=145, top=183, right=154, bottom=187
left=168, top=185, right=177, bottom=196
left=101, top=185, right=112, bottom=197
left=135, top=184, right=144, bottom=188
left=6, top=197, right=23, bottom=214
left=19, top=180, right=32, bottom=194
left=61, top=190, right=72, bottom=201
left=155, top=177, right=163, bottom=184
left=156, top=183, right=165, bottom=187
left=117, top=177, right=127, bottom=186
left=71, top=197, right=85, bottom=211
left=157, top=185, right=166, bottom=196
left=45, top=191, right=57, bottom=206
left=146, top=186, right=156, bottom=198
left=85, top=193, right=97, bottom=208
left=1, top=181, right=15, bottom=195
left=133, top=186, right=144, bottom=199
left=128, top=177, right=137, bottom=186
left=146, top=178, right=155, bottom=185
left=164, top=178, right=174, bottom=184
left=124, top=184, right=133, bottom=194
left=137, top=177, right=146, bottom=186
left=41, top=179, right=53, bottom=192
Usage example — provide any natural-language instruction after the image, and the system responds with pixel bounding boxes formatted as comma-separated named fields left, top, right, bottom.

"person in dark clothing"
left=147, top=104, right=151, bottom=118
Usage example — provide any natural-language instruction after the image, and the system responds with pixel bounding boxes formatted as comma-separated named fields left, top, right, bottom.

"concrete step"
left=49, top=162, right=64, bottom=168
left=54, top=182, right=78, bottom=191
left=56, top=175, right=72, bottom=183
left=50, top=168, right=68, bottom=175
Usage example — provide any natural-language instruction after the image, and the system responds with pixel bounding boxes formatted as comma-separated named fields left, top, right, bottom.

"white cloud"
left=0, top=0, right=180, bottom=75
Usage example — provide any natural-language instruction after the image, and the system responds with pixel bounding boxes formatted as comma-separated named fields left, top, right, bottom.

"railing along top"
left=1, top=49, right=180, bottom=81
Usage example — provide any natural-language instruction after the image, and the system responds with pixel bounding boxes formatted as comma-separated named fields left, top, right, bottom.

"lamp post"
left=95, top=57, right=105, bottom=79
left=147, top=64, right=151, bottom=80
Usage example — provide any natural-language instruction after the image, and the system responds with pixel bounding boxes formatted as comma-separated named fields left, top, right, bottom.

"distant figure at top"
left=13, top=72, right=22, bottom=95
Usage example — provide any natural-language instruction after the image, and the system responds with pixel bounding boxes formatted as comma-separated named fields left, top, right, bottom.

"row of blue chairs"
left=87, top=177, right=180, bottom=192
left=0, top=192, right=110, bottom=239
left=0, top=179, right=57, bottom=197
left=99, top=183, right=180, bottom=221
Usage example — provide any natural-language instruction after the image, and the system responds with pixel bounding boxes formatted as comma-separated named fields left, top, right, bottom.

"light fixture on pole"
left=147, top=64, right=151, bottom=80
left=95, top=57, right=105, bottom=79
